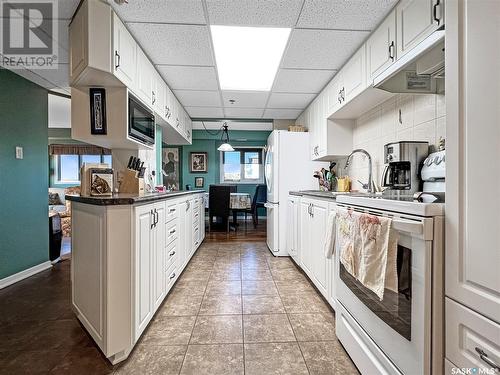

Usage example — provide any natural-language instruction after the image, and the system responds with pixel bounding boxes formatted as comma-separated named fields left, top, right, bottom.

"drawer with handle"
left=164, top=260, right=177, bottom=294
left=445, top=297, right=500, bottom=373
left=166, top=220, right=178, bottom=246
left=166, top=202, right=178, bottom=223
left=165, top=240, right=177, bottom=272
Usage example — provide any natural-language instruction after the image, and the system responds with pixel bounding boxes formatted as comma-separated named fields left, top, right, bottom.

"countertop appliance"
left=418, top=150, right=445, bottom=202
left=128, top=93, right=155, bottom=146
left=335, top=194, right=444, bottom=375
left=264, top=130, right=327, bottom=256
left=382, top=141, right=429, bottom=196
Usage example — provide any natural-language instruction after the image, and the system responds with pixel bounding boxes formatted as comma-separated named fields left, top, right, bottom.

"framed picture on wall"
left=195, top=177, right=204, bottom=188
left=89, top=88, right=107, bottom=135
left=190, top=152, right=208, bottom=173
left=162, top=147, right=181, bottom=191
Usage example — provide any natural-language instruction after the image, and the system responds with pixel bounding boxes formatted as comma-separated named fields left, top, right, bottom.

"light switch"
left=15, top=146, right=23, bottom=159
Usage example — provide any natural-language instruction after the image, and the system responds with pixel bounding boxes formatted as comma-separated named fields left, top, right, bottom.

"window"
left=220, top=148, right=264, bottom=184
left=56, top=154, right=112, bottom=184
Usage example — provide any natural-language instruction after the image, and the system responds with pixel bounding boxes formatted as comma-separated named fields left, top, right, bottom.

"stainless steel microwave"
left=128, top=93, right=155, bottom=146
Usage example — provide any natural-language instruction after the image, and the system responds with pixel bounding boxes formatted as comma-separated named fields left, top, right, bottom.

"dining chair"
left=208, top=185, right=232, bottom=233
left=244, top=184, right=267, bottom=228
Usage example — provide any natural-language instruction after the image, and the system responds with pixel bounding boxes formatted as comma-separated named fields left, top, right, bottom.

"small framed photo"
left=89, top=88, right=107, bottom=135
left=195, top=177, right=204, bottom=188
left=190, top=152, right=208, bottom=173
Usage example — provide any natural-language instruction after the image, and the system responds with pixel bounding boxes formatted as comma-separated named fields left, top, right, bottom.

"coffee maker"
left=382, top=141, right=429, bottom=195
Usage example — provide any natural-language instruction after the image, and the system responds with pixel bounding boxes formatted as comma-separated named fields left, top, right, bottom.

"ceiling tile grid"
left=15, top=0, right=397, bottom=120
left=174, top=90, right=222, bottom=107
left=272, top=69, right=336, bottom=94
left=281, top=29, right=370, bottom=70
left=126, top=23, right=214, bottom=66
left=296, top=0, right=398, bottom=31
left=157, top=65, right=219, bottom=90
left=205, top=0, right=304, bottom=27
left=110, top=0, right=207, bottom=24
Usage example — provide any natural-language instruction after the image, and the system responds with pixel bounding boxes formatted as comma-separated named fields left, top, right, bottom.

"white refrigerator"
left=264, top=130, right=328, bottom=256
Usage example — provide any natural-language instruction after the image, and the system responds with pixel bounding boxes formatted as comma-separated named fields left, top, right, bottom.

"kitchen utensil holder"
left=119, top=169, right=145, bottom=195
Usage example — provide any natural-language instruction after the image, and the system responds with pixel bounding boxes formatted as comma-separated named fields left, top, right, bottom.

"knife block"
left=119, top=169, right=145, bottom=195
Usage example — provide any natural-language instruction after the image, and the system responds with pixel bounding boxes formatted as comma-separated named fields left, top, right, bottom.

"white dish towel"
left=323, top=209, right=337, bottom=259
left=336, top=209, right=399, bottom=301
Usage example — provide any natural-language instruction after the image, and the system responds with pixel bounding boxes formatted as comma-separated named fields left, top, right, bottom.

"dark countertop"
left=66, top=190, right=205, bottom=206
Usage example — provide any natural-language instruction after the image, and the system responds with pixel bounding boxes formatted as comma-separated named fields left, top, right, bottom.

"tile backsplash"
left=340, top=93, right=445, bottom=191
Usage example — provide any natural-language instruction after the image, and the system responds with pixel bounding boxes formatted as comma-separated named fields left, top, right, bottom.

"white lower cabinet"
left=286, top=196, right=300, bottom=263
left=134, top=193, right=204, bottom=341
left=297, top=196, right=330, bottom=300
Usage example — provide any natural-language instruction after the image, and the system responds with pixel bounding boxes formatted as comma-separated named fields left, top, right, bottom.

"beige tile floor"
left=0, top=238, right=359, bottom=374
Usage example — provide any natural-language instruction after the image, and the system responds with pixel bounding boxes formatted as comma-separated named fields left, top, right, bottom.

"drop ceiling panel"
left=110, top=0, right=206, bottom=24
left=263, top=108, right=302, bottom=119
left=272, top=69, right=335, bottom=93
left=157, top=66, right=219, bottom=90
left=185, top=106, right=224, bottom=118
left=206, top=0, right=303, bottom=27
left=297, top=0, right=397, bottom=30
left=267, top=92, right=316, bottom=108
left=224, top=108, right=264, bottom=118
left=127, top=23, right=214, bottom=66
left=221, top=91, right=269, bottom=108
left=281, top=29, right=370, bottom=70
left=174, top=90, right=222, bottom=107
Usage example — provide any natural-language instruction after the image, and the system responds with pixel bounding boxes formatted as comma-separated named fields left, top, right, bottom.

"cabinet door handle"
left=389, top=41, right=395, bottom=61
left=150, top=209, right=155, bottom=229
left=169, top=250, right=176, bottom=257
left=155, top=209, right=159, bottom=227
left=342, top=87, right=345, bottom=101
left=169, top=272, right=176, bottom=280
left=475, top=347, right=500, bottom=371
left=433, top=0, right=442, bottom=24
left=114, top=51, right=120, bottom=69
left=169, top=208, right=176, bottom=213
left=310, top=204, right=314, bottom=217
left=152, top=91, right=156, bottom=105
left=169, top=229, right=176, bottom=235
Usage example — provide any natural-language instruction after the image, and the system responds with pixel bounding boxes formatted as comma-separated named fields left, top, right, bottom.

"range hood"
left=374, top=30, right=445, bottom=94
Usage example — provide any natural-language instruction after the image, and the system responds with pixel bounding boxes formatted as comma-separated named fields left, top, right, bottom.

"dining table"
left=204, top=192, right=252, bottom=229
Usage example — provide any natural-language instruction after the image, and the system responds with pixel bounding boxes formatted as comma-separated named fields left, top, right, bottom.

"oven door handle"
left=392, top=218, right=423, bottom=235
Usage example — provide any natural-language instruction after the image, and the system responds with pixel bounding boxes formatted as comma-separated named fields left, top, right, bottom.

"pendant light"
left=217, top=123, right=234, bottom=152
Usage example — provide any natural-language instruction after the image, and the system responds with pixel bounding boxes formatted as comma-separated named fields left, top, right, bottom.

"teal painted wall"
left=0, top=69, right=49, bottom=279
left=180, top=129, right=270, bottom=189
left=166, top=129, right=271, bottom=215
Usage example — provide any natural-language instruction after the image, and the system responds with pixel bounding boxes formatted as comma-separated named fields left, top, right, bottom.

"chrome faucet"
left=344, top=149, right=374, bottom=193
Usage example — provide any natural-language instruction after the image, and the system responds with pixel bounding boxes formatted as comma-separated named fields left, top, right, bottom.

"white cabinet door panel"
left=113, top=13, right=136, bottom=87
left=366, top=9, right=396, bottom=82
left=342, top=45, right=367, bottom=103
left=135, top=205, right=153, bottom=339
left=396, top=0, right=443, bottom=58
left=446, top=0, right=500, bottom=324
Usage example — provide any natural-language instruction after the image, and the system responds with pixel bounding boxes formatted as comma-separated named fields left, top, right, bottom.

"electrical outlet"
left=15, top=146, right=23, bottom=159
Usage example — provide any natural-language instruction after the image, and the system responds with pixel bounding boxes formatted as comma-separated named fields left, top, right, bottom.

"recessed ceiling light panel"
left=211, top=25, right=291, bottom=91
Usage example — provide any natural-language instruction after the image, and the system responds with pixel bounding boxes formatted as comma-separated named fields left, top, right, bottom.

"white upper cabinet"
left=69, top=1, right=87, bottom=82
left=113, top=13, right=136, bottom=88
left=135, top=48, right=155, bottom=106
left=396, top=0, right=444, bottom=59
left=366, top=9, right=396, bottom=83
left=153, top=72, right=167, bottom=120
left=342, top=45, right=367, bottom=104
left=446, top=0, right=500, bottom=324
left=327, top=74, right=343, bottom=115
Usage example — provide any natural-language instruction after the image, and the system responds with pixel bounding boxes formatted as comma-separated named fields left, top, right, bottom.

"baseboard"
left=0, top=261, right=52, bottom=289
